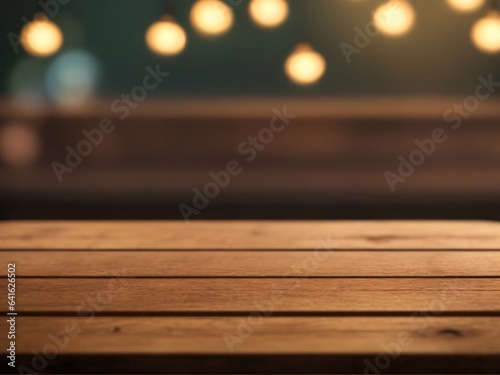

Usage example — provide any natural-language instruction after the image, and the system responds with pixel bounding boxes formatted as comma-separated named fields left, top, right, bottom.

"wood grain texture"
left=9, top=316, right=500, bottom=355
left=3, top=278, right=499, bottom=313
left=2, top=220, right=500, bottom=374
left=1, top=220, right=500, bottom=249
left=3, top=250, right=500, bottom=277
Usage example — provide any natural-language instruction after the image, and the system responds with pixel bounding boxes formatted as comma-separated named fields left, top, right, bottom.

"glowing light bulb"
left=446, top=0, right=485, bottom=13
left=285, top=43, right=326, bottom=85
left=190, top=0, right=234, bottom=36
left=20, top=14, right=63, bottom=57
left=249, top=0, right=289, bottom=28
left=373, top=0, right=415, bottom=37
left=471, top=11, right=500, bottom=53
left=146, top=16, right=187, bottom=56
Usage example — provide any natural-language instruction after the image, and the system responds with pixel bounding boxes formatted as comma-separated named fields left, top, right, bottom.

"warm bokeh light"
left=20, top=14, right=63, bottom=57
left=446, top=0, right=485, bottom=13
left=249, top=0, right=289, bottom=28
left=285, top=43, right=326, bottom=85
left=190, top=0, right=234, bottom=36
left=471, top=11, right=500, bottom=53
left=146, top=17, right=187, bottom=56
left=373, top=0, right=415, bottom=37
left=0, top=122, right=40, bottom=167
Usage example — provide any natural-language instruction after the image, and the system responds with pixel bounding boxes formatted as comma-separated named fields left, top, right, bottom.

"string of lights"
left=18, top=0, right=500, bottom=86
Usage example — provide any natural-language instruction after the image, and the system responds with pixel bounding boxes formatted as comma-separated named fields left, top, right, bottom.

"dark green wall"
left=1, top=0, right=500, bottom=97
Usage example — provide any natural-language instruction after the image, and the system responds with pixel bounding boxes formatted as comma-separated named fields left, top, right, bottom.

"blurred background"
left=0, top=0, right=499, bottom=220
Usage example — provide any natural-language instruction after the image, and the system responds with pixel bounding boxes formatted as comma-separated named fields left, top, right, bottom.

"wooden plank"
left=1, top=221, right=500, bottom=250
left=4, top=167, right=500, bottom=199
left=3, top=278, right=500, bottom=313
left=3, top=250, right=500, bottom=277
left=9, top=316, right=500, bottom=355
left=2, top=97, right=500, bottom=120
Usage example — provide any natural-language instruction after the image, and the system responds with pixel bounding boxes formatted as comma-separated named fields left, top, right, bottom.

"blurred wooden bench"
left=1, top=220, right=500, bottom=374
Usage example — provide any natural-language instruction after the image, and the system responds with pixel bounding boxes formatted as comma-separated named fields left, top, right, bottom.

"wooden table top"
left=1, top=220, right=499, bottom=374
